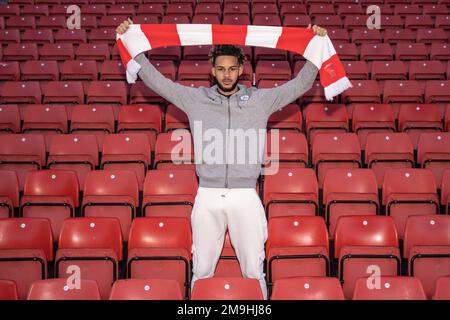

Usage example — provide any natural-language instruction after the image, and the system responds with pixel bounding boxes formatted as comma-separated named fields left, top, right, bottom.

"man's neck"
left=217, top=87, right=239, bottom=97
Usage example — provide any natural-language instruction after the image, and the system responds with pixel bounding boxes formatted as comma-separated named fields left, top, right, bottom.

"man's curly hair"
left=209, top=45, right=246, bottom=66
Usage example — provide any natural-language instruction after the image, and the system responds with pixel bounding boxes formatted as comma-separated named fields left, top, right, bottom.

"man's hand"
left=116, top=18, right=133, bottom=35
left=307, top=24, right=327, bottom=37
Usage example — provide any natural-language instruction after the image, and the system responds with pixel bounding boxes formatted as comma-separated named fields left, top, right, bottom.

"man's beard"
left=216, top=78, right=239, bottom=93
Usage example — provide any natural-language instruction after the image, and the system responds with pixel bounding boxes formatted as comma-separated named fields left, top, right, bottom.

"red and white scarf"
left=116, top=24, right=352, bottom=101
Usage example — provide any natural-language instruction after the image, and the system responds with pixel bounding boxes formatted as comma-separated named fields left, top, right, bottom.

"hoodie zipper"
left=225, top=97, right=231, bottom=188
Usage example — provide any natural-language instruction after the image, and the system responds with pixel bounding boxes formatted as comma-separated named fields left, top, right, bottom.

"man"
left=117, top=19, right=326, bottom=299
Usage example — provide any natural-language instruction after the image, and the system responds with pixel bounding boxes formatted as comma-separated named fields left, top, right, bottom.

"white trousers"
left=190, top=187, right=268, bottom=299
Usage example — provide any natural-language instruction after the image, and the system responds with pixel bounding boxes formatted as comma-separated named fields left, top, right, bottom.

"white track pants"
left=190, top=187, right=268, bottom=299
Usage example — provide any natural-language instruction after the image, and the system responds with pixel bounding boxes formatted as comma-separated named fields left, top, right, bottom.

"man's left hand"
left=307, top=24, right=327, bottom=37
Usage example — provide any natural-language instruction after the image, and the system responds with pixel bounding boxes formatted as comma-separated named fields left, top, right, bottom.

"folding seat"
left=404, top=215, right=450, bottom=299
left=127, top=217, right=192, bottom=298
left=154, top=131, right=195, bottom=170
left=398, top=104, right=443, bottom=149
left=352, top=276, right=426, bottom=300
left=341, top=61, right=368, bottom=80
left=430, top=43, right=450, bottom=60
left=280, top=3, right=307, bottom=16
left=166, top=4, right=194, bottom=19
left=305, top=104, right=349, bottom=144
left=75, top=43, right=110, bottom=61
left=222, top=14, right=251, bottom=25
left=88, top=28, right=116, bottom=46
left=359, top=43, right=393, bottom=61
left=55, top=217, right=123, bottom=300
left=255, top=60, right=291, bottom=84
left=39, top=43, right=74, bottom=61
left=60, top=60, right=98, bottom=81
left=0, top=171, right=19, bottom=218
left=435, top=15, right=450, bottom=30
left=383, top=80, right=423, bottom=104
left=165, top=104, right=189, bottom=132
left=383, top=169, right=439, bottom=239
left=314, top=15, right=343, bottom=29
left=351, top=29, right=382, bottom=45
left=394, top=4, right=422, bottom=17
left=109, top=279, right=183, bottom=300
left=48, top=134, right=98, bottom=191
left=6, top=16, right=36, bottom=30
left=433, top=276, right=450, bottom=300
left=266, top=216, right=329, bottom=287
left=0, top=29, right=20, bottom=46
left=178, top=60, right=211, bottom=81
left=384, top=29, right=415, bottom=45
left=223, top=3, right=249, bottom=16
left=100, top=134, right=150, bottom=191
left=36, top=16, right=66, bottom=30
left=423, top=4, right=448, bottom=16
left=195, top=3, right=221, bottom=17
left=267, top=103, right=302, bottom=132
left=341, top=81, right=381, bottom=103
left=161, top=15, right=190, bottom=24
left=323, top=169, right=379, bottom=238
left=271, top=277, right=344, bottom=300
left=334, top=43, right=359, bottom=61
left=309, top=4, right=335, bottom=15
left=0, top=4, right=20, bottom=16
left=252, top=14, right=282, bottom=26
left=3, top=43, right=39, bottom=61
left=27, top=279, right=101, bottom=300
left=0, top=280, right=19, bottom=300
left=130, top=81, right=166, bottom=104
left=0, top=218, right=53, bottom=299
left=409, top=60, right=445, bottom=80
left=182, top=45, right=212, bottom=61
left=425, top=81, right=450, bottom=103
left=132, top=15, right=160, bottom=24
left=108, top=4, right=136, bottom=16
left=136, top=4, right=165, bottom=20
left=0, top=61, right=20, bottom=81
left=0, top=105, right=20, bottom=134
left=379, top=15, right=404, bottom=30
left=417, top=133, right=450, bottom=187
left=0, top=81, right=41, bottom=104
left=371, top=61, right=407, bottom=80
left=405, top=15, right=434, bottom=29
left=190, top=14, right=220, bottom=24
left=42, top=81, right=84, bottom=104
left=254, top=47, right=287, bottom=63
left=312, top=133, right=362, bottom=188
left=98, top=16, right=129, bottom=29
left=191, top=278, right=263, bottom=300
left=21, top=29, right=53, bottom=45
left=252, top=3, right=278, bottom=18
left=151, top=60, right=177, bottom=81
left=86, top=81, right=128, bottom=105
left=0, top=134, right=46, bottom=190
left=20, top=60, right=59, bottom=81
left=70, top=105, right=115, bottom=148
left=416, top=28, right=447, bottom=45
left=214, top=231, right=241, bottom=278
left=263, top=168, right=318, bottom=219
left=282, top=14, right=311, bottom=27
left=335, top=215, right=401, bottom=299
left=54, top=29, right=87, bottom=45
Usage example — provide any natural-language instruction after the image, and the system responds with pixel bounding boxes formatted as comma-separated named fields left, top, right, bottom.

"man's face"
left=211, top=55, right=244, bottom=94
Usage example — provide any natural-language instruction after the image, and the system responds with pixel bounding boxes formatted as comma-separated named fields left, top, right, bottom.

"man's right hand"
left=116, top=18, right=133, bottom=35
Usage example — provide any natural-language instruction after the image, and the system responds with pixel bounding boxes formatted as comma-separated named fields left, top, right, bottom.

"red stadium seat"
left=0, top=29, right=20, bottom=45
left=154, top=131, right=195, bottom=170
left=0, top=81, right=41, bottom=104
left=266, top=216, right=329, bottom=286
left=48, top=134, right=98, bottom=191
left=20, top=170, right=79, bottom=239
left=215, top=231, right=241, bottom=278
left=130, top=81, right=167, bottom=104
left=409, top=60, right=446, bottom=80
left=0, top=171, right=19, bottom=218
left=178, top=60, right=211, bottom=81
left=430, top=43, right=450, bottom=60
left=352, top=276, right=426, bottom=300
left=0, top=4, right=20, bottom=16
left=342, top=61, right=369, bottom=79
left=166, top=3, right=194, bottom=19
left=56, top=217, right=123, bottom=300
left=109, top=279, right=183, bottom=300
left=334, top=43, right=359, bottom=61
left=360, top=43, right=393, bottom=61
left=341, top=81, right=381, bottom=103
left=383, top=80, right=423, bottom=103
left=222, top=14, right=251, bottom=25
left=425, top=81, right=450, bottom=103
left=20, top=60, right=59, bottom=81
left=327, top=29, right=351, bottom=45
left=0, top=61, right=20, bottom=81
left=75, top=43, right=110, bottom=61
left=254, top=47, right=287, bottom=62
left=101, top=134, right=150, bottom=191
left=404, top=215, right=450, bottom=299
left=371, top=61, right=407, bottom=80
left=323, top=169, right=379, bottom=238
left=382, top=169, right=439, bottom=239
left=0, top=134, right=46, bottom=190
left=271, top=277, right=344, bottom=300
left=136, top=4, right=165, bottom=20
left=442, top=170, right=450, bottom=214
left=165, top=104, right=189, bottom=131
left=142, top=169, right=198, bottom=219
left=365, top=133, right=414, bottom=188
left=192, top=14, right=221, bottom=24
left=267, top=103, right=302, bottom=132
left=312, top=133, right=361, bottom=188
left=21, top=29, right=53, bottom=45
left=395, top=43, right=429, bottom=61
left=264, top=131, right=308, bottom=170
left=433, top=276, right=450, bottom=300
left=416, top=28, right=447, bottom=44
left=42, top=81, right=84, bottom=104
left=36, top=16, right=66, bottom=29
left=151, top=60, right=177, bottom=81
left=54, top=29, right=87, bottom=45
left=405, top=15, right=434, bottom=29
left=224, top=3, right=249, bottom=16
left=39, top=43, right=74, bottom=61
left=0, top=280, right=19, bottom=300
left=61, top=60, right=98, bottom=81
left=86, top=81, right=128, bottom=105
left=335, top=216, right=401, bottom=299
left=255, top=60, right=291, bottom=84
left=127, top=217, right=192, bottom=298
left=88, top=28, right=116, bottom=46
left=384, top=29, right=415, bottom=45
left=352, top=29, right=382, bottom=45
left=100, top=60, right=126, bottom=80
left=27, top=279, right=101, bottom=300
left=0, top=104, right=21, bottom=133
left=82, top=170, right=139, bottom=239
left=305, top=104, right=349, bottom=144
left=0, top=218, right=53, bottom=299
left=309, top=4, right=335, bottom=15
left=191, top=278, right=263, bottom=300
left=263, top=168, right=318, bottom=219
left=6, top=16, right=36, bottom=30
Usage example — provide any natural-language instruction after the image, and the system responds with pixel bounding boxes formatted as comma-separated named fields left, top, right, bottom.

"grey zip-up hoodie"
left=134, top=53, right=318, bottom=188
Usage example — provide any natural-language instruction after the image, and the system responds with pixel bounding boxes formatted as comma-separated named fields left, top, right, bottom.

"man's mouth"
left=223, top=80, right=232, bottom=85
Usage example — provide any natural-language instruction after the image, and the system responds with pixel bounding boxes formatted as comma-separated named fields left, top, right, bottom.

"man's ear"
left=238, top=64, right=244, bottom=76
left=211, top=66, right=216, bottom=77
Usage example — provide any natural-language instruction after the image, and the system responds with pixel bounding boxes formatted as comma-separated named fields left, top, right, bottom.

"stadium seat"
left=323, top=169, right=379, bottom=238
left=342, top=61, right=369, bottom=79
left=152, top=60, right=178, bottom=81
left=6, top=16, right=36, bottom=30
left=0, top=171, right=19, bottom=218
left=60, top=60, right=98, bottom=80
left=127, top=217, right=192, bottom=298
left=409, top=60, right=446, bottom=80
left=442, top=170, right=450, bottom=214
left=54, top=29, right=87, bottom=45
left=70, top=105, right=115, bottom=149
left=165, top=104, right=189, bottom=131
left=27, top=279, right=101, bottom=300
left=154, top=131, right=195, bottom=170
left=136, top=3, right=165, bottom=20
left=271, top=277, right=344, bottom=300
left=267, top=103, right=302, bottom=132
left=0, top=104, right=21, bottom=133
left=0, top=218, right=53, bottom=299
left=305, top=104, right=349, bottom=144
left=55, top=217, right=123, bottom=300
left=142, top=169, right=198, bottom=219
left=191, top=278, right=263, bottom=300
left=86, top=81, right=128, bottom=105
left=130, top=81, right=167, bottom=104
left=0, top=29, right=20, bottom=45
left=20, top=60, right=59, bottom=81
left=0, top=61, right=20, bottom=81
left=222, top=14, right=251, bottom=25
left=312, top=133, right=361, bottom=188
left=433, top=276, right=450, bottom=300
left=416, top=28, right=447, bottom=44
left=327, top=29, right=351, bottom=45
left=0, top=3, right=20, bottom=16
left=0, top=134, right=46, bottom=190
left=383, top=80, right=423, bottom=103
left=430, top=43, right=450, bottom=60
left=341, top=81, right=381, bottom=103
left=315, top=15, right=343, bottom=29
left=88, top=28, right=116, bottom=46
left=100, top=60, right=126, bottom=80
left=266, top=216, right=329, bottom=286
left=425, top=81, right=450, bottom=103
left=20, top=170, right=79, bottom=239
left=359, top=43, right=393, bottom=61
left=0, top=280, right=19, bottom=300
left=263, top=168, right=319, bottom=219
left=264, top=131, right=309, bottom=170
left=109, top=279, right=183, bottom=300
left=384, top=29, right=415, bottom=45
left=0, top=81, right=41, bottom=104
left=417, top=132, right=450, bottom=186
left=382, top=169, right=439, bottom=239
left=352, top=276, right=426, bottom=300
left=404, top=215, right=450, bottom=299
left=335, top=216, right=401, bottom=299
left=47, top=134, right=98, bottom=191
left=215, top=231, right=241, bottom=278
left=395, top=43, right=429, bottom=61
left=39, top=43, right=74, bottom=61
left=42, top=81, right=84, bottom=104
left=82, top=170, right=138, bottom=239
left=75, top=43, right=110, bottom=61
left=254, top=47, right=287, bottom=62
left=371, top=61, right=407, bottom=80
left=255, top=60, right=291, bottom=84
